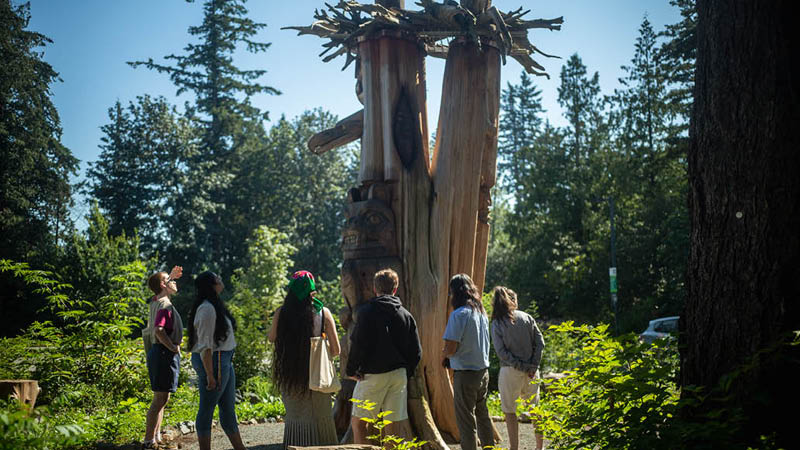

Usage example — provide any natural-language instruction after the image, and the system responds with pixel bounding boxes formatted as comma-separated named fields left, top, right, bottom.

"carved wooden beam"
left=307, top=109, right=365, bottom=154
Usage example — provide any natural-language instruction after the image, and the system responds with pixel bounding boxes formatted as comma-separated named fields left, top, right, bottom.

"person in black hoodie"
left=347, top=268, right=422, bottom=444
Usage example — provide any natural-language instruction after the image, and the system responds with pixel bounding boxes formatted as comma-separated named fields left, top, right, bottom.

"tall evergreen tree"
left=683, top=0, right=799, bottom=445
left=498, top=71, right=543, bottom=191
left=129, top=0, right=280, bottom=277
left=556, top=54, right=606, bottom=250
left=0, top=1, right=79, bottom=336
left=608, top=16, right=689, bottom=330
left=0, top=0, right=78, bottom=261
left=613, top=17, right=680, bottom=161
left=86, top=96, right=193, bottom=256
left=494, top=55, right=611, bottom=319
left=238, top=109, right=356, bottom=280
left=658, top=0, right=696, bottom=129
left=558, top=53, right=605, bottom=164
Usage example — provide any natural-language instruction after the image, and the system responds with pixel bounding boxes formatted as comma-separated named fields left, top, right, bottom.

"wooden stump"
left=0, top=379, right=39, bottom=409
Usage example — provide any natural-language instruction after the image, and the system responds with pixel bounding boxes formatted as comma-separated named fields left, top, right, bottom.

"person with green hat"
left=269, top=270, right=340, bottom=447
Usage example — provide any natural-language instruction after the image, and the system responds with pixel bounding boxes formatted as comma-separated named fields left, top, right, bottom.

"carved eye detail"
left=368, top=214, right=383, bottom=225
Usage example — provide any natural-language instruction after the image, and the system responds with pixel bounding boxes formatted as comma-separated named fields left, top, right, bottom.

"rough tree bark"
left=683, top=0, right=800, bottom=446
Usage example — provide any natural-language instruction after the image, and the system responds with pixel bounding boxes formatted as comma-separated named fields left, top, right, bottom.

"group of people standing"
left=141, top=267, right=544, bottom=450
left=442, top=275, right=546, bottom=450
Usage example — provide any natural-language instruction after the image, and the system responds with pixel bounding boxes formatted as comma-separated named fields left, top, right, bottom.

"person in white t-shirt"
left=187, top=271, right=245, bottom=450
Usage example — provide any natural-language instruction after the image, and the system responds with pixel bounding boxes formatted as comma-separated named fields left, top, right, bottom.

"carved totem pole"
left=287, top=1, right=561, bottom=448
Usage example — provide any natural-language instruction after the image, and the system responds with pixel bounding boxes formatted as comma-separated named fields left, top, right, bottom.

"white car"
left=639, top=316, right=679, bottom=344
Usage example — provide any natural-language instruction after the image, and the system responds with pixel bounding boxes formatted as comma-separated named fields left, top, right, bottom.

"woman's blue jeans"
left=191, top=350, right=239, bottom=438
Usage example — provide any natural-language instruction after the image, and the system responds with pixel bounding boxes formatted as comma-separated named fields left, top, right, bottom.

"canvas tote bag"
left=309, top=310, right=341, bottom=393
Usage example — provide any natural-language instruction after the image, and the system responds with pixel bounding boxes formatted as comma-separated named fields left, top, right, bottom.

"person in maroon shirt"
left=143, top=266, right=183, bottom=449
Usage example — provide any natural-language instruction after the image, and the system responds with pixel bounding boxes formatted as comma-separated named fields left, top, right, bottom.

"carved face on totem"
left=342, top=185, right=397, bottom=260
left=340, top=183, right=403, bottom=312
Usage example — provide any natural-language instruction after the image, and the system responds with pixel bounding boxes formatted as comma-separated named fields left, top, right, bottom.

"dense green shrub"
left=539, top=322, right=590, bottom=373
left=526, top=322, right=789, bottom=450
left=229, top=226, right=296, bottom=385
left=0, top=401, right=84, bottom=450
left=530, top=322, right=679, bottom=450
left=0, top=260, right=150, bottom=400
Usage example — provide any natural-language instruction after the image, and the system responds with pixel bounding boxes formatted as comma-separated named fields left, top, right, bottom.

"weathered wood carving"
left=0, top=379, right=39, bottom=410
left=286, top=1, right=560, bottom=448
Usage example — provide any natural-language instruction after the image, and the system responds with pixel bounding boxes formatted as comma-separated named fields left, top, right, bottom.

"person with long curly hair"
left=268, top=270, right=340, bottom=448
left=187, top=271, right=246, bottom=450
left=491, top=286, right=545, bottom=450
left=441, top=273, right=494, bottom=450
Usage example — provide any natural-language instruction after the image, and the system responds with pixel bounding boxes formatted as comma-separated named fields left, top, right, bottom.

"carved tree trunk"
left=341, top=32, right=501, bottom=449
left=424, top=39, right=501, bottom=440
left=431, top=40, right=500, bottom=297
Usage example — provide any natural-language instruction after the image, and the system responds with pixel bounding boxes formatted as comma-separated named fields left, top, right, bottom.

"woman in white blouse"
left=187, top=271, right=246, bottom=450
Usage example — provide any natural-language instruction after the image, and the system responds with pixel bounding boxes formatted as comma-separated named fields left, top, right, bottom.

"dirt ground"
left=165, top=419, right=547, bottom=450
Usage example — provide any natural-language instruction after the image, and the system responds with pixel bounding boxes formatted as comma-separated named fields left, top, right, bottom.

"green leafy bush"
left=235, top=376, right=285, bottom=420
left=539, top=322, right=590, bottom=373
left=0, top=260, right=163, bottom=445
left=0, top=260, right=150, bottom=400
left=528, top=322, right=796, bottom=449
left=230, top=226, right=296, bottom=385
left=0, top=401, right=85, bottom=450
left=529, top=322, right=679, bottom=450
left=486, top=391, right=503, bottom=417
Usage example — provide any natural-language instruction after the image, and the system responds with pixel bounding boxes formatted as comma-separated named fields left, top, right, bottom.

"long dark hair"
left=187, top=271, right=236, bottom=351
left=272, top=290, right=315, bottom=394
left=449, top=273, right=485, bottom=314
left=492, top=286, right=517, bottom=324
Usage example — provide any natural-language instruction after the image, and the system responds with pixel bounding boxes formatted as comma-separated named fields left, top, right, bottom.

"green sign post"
left=609, top=267, right=617, bottom=294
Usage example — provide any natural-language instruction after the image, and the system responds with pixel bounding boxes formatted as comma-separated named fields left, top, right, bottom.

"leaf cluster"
left=530, top=322, right=680, bottom=449
left=0, top=401, right=84, bottom=450
left=0, top=259, right=150, bottom=402
left=349, top=398, right=427, bottom=450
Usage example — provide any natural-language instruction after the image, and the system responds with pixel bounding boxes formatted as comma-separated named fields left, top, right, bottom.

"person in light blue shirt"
left=441, top=273, right=494, bottom=450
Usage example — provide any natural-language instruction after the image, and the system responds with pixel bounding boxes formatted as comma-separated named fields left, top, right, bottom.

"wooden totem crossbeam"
left=287, top=2, right=560, bottom=449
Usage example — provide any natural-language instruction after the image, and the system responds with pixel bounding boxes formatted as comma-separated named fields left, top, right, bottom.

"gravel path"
left=172, top=420, right=547, bottom=450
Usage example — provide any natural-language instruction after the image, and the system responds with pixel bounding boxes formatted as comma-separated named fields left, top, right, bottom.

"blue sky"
left=27, top=0, right=680, bottom=217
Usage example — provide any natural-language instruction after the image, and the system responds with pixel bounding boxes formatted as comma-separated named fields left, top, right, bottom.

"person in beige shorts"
left=351, top=366, right=409, bottom=420
left=491, top=286, right=545, bottom=450
left=346, top=269, right=422, bottom=444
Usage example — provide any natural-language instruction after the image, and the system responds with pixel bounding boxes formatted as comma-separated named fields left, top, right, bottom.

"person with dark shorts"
left=142, top=266, right=183, bottom=449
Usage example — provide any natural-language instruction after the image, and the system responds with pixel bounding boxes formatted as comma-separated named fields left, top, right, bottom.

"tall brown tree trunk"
left=683, top=0, right=800, bottom=445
